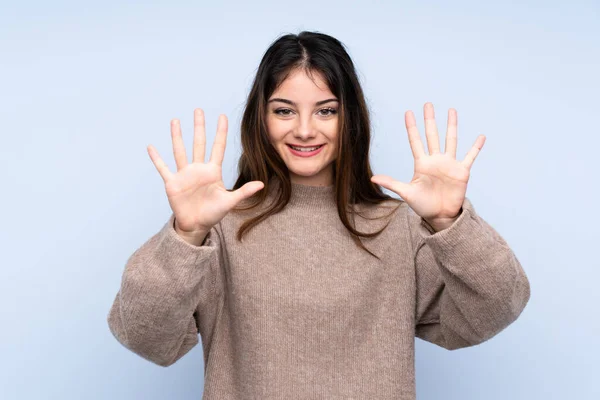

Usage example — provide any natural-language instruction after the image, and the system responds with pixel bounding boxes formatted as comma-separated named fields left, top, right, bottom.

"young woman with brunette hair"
left=108, top=31, right=530, bottom=399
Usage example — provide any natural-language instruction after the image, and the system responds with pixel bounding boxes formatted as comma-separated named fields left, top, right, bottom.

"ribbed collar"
left=267, top=177, right=336, bottom=211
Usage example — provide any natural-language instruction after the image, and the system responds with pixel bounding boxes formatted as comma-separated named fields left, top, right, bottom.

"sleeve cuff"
left=416, top=197, right=513, bottom=264
left=157, top=213, right=219, bottom=266
left=417, top=197, right=481, bottom=248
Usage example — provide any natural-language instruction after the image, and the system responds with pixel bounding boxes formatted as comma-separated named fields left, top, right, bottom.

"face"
left=266, top=68, right=339, bottom=187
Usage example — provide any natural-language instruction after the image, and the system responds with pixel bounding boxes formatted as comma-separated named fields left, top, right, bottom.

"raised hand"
left=370, top=102, right=485, bottom=232
left=147, top=109, right=265, bottom=236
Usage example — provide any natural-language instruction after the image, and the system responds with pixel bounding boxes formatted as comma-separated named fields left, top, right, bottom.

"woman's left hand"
left=370, top=102, right=486, bottom=232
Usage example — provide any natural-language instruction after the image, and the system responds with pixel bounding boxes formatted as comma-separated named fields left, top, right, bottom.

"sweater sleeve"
left=107, top=213, right=224, bottom=366
left=408, top=197, right=531, bottom=350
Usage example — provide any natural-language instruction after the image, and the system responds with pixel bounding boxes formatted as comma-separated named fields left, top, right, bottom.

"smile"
left=287, top=144, right=325, bottom=157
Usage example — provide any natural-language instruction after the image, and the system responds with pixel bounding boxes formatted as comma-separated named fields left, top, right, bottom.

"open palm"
left=371, top=102, right=485, bottom=228
left=147, top=109, right=264, bottom=234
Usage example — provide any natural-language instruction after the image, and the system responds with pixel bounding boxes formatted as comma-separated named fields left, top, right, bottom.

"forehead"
left=271, top=68, right=334, bottom=99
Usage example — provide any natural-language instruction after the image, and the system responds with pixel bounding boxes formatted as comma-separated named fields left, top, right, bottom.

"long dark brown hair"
left=231, top=30, right=403, bottom=259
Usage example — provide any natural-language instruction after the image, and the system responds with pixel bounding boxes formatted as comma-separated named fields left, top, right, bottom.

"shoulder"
left=352, top=198, right=406, bottom=221
left=347, top=198, right=411, bottom=259
left=350, top=198, right=408, bottom=235
left=217, top=195, right=275, bottom=238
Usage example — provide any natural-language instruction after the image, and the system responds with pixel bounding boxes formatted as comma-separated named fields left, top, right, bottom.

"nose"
left=293, top=114, right=317, bottom=141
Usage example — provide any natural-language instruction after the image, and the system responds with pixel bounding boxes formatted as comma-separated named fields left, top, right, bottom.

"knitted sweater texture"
left=107, top=180, right=530, bottom=399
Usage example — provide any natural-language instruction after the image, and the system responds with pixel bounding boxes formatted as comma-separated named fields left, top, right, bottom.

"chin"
left=289, top=169, right=323, bottom=177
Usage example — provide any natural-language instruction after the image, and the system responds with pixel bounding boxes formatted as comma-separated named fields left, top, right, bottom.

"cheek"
left=326, top=122, right=339, bottom=148
left=265, top=124, right=279, bottom=146
left=266, top=119, right=287, bottom=142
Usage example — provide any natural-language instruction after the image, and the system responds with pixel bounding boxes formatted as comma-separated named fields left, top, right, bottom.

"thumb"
left=231, top=180, right=265, bottom=204
left=371, top=175, right=411, bottom=200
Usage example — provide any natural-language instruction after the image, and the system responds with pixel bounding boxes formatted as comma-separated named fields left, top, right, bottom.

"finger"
left=370, top=175, right=411, bottom=200
left=445, top=108, right=458, bottom=159
left=193, top=108, right=206, bottom=163
left=231, top=181, right=264, bottom=204
left=210, top=114, right=228, bottom=165
left=405, top=111, right=426, bottom=159
left=147, top=144, right=174, bottom=183
left=462, top=135, right=486, bottom=169
left=171, top=119, right=188, bottom=171
left=424, top=102, right=441, bottom=154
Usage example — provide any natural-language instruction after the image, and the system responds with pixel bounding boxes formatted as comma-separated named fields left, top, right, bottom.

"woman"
left=107, top=31, right=530, bottom=399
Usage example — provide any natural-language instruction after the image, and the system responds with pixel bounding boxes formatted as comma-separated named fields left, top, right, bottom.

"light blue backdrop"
left=2, top=0, right=598, bottom=399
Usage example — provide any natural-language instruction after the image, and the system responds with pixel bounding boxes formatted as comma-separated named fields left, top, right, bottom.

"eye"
left=318, top=107, right=338, bottom=116
left=273, top=107, right=338, bottom=117
left=274, top=108, right=293, bottom=116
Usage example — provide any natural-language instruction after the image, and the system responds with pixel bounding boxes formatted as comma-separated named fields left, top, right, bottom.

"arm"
left=409, top=197, right=531, bottom=350
left=107, top=213, right=224, bottom=366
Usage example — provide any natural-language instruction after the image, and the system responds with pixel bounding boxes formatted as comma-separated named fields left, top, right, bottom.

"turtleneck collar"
left=266, top=177, right=336, bottom=211
left=289, top=181, right=335, bottom=209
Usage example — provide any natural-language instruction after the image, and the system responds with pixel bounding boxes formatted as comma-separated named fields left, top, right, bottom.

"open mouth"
left=287, top=144, right=324, bottom=151
left=286, top=144, right=325, bottom=156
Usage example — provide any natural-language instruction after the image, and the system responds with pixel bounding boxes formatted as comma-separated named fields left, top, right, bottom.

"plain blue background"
left=2, top=0, right=598, bottom=399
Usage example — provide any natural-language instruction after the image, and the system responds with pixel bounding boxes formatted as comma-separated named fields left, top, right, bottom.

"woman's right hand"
left=147, top=108, right=264, bottom=236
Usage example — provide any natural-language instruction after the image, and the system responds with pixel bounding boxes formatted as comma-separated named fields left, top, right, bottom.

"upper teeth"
left=291, top=145, right=321, bottom=152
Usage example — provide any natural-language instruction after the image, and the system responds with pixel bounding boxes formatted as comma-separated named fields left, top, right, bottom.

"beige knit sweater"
left=107, top=180, right=530, bottom=399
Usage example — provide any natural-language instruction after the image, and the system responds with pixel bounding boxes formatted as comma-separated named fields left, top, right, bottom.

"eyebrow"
left=267, top=98, right=339, bottom=106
